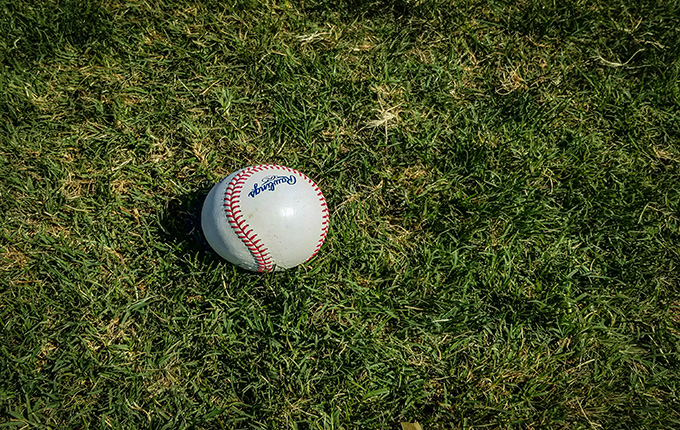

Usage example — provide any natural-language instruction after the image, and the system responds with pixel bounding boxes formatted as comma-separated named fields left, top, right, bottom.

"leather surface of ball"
left=201, top=165, right=329, bottom=272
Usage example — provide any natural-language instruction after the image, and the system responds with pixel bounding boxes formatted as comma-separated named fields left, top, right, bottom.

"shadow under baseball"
left=157, top=187, right=219, bottom=261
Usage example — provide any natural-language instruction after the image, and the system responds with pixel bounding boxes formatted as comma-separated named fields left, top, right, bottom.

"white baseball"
left=201, top=164, right=330, bottom=272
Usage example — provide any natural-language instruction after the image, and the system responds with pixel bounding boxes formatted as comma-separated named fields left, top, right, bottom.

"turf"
left=1, top=0, right=679, bottom=428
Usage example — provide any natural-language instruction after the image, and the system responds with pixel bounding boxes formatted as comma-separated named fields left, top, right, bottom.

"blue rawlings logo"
left=248, top=174, right=297, bottom=198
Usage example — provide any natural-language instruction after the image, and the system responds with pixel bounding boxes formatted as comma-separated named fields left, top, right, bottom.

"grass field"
left=1, top=0, right=679, bottom=428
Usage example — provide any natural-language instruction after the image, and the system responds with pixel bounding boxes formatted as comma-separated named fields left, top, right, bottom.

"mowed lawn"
left=1, top=0, right=679, bottom=428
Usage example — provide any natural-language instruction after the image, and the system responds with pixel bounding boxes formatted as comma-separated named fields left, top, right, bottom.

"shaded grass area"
left=1, top=0, right=679, bottom=428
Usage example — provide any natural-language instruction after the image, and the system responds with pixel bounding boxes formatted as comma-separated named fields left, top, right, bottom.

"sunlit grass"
left=1, top=0, right=679, bottom=428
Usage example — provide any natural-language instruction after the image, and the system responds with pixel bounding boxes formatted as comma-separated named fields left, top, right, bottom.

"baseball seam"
left=222, top=164, right=328, bottom=272
left=224, top=165, right=275, bottom=272
left=276, top=165, right=330, bottom=262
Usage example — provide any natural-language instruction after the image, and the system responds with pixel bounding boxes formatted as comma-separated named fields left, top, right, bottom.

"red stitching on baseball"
left=224, top=166, right=275, bottom=272
left=305, top=178, right=330, bottom=263
left=223, top=164, right=329, bottom=271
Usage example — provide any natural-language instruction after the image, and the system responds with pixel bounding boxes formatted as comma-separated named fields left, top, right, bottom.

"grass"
left=1, top=0, right=679, bottom=428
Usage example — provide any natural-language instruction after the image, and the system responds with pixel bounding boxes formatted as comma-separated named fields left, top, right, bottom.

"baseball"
left=201, top=164, right=330, bottom=272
